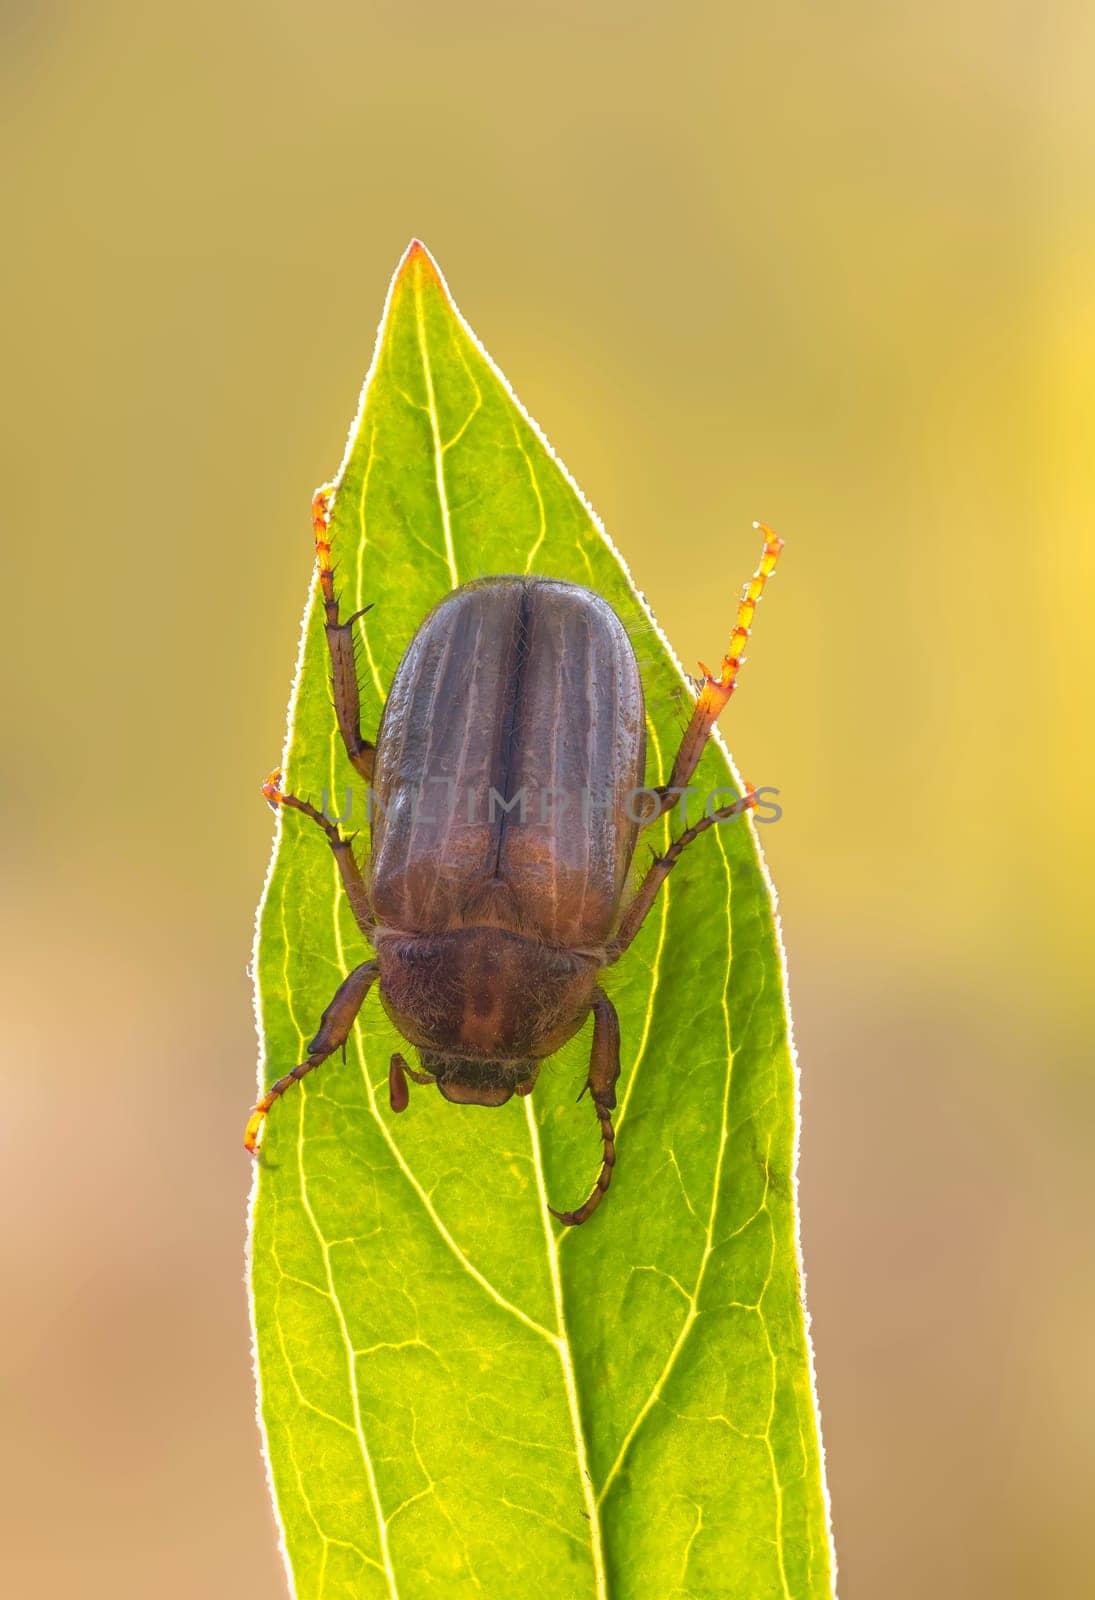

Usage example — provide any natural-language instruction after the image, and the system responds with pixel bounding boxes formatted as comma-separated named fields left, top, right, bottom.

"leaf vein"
left=525, top=1101, right=610, bottom=1599
left=287, top=1012, right=400, bottom=1596
left=594, top=822, right=737, bottom=1509
left=413, top=271, right=459, bottom=587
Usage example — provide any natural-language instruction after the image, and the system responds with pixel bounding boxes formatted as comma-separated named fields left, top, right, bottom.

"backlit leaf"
left=249, top=241, right=834, bottom=1599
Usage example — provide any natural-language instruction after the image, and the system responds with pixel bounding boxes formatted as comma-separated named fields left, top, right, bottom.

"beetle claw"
left=244, top=1107, right=265, bottom=1155
left=262, top=767, right=286, bottom=807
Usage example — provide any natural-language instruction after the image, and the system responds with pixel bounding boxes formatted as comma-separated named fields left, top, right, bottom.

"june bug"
left=246, top=489, right=783, bottom=1225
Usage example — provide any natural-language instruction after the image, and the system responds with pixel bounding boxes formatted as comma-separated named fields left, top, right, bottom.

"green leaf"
left=249, top=241, right=834, bottom=1600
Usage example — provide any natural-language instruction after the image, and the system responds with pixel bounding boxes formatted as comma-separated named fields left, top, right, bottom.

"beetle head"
left=420, top=1050, right=538, bottom=1107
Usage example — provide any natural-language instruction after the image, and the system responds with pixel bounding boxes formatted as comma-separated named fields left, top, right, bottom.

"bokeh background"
left=2, top=2, right=1092, bottom=1594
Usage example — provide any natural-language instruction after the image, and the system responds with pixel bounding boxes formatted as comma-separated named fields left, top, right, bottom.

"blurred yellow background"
left=2, top=1, right=1091, bottom=1594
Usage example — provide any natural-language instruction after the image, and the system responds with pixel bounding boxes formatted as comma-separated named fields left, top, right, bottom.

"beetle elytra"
left=246, top=489, right=783, bottom=1225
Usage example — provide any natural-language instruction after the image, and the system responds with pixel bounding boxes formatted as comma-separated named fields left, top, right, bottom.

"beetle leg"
left=245, top=960, right=380, bottom=1153
left=312, top=484, right=376, bottom=783
left=607, top=788, right=757, bottom=960
left=549, top=989, right=620, bottom=1227
left=262, top=768, right=373, bottom=937
left=645, top=524, right=783, bottom=823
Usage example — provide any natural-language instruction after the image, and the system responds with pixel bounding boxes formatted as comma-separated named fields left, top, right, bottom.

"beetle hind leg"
left=646, top=523, right=782, bottom=822
left=549, top=989, right=620, bottom=1227
left=312, top=485, right=376, bottom=783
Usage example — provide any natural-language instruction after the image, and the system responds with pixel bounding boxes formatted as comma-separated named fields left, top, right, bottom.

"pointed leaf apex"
left=397, top=238, right=446, bottom=292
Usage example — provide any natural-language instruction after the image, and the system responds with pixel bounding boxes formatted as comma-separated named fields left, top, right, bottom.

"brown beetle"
left=246, top=489, right=783, bottom=1225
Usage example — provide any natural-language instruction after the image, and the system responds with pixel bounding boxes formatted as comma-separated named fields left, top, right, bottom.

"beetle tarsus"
left=549, top=988, right=620, bottom=1226
left=550, top=1097, right=616, bottom=1227
left=261, top=768, right=374, bottom=936
left=244, top=961, right=381, bottom=1154
left=244, top=1051, right=325, bottom=1156
left=644, top=524, right=783, bottom=825
left=310, top=484, right=377, bottom=782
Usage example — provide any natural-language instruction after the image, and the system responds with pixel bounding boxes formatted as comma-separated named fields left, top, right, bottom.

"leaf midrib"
left=411, top=264, right=609, bottom=1595
left=305, top=265, right=612, bottom=1597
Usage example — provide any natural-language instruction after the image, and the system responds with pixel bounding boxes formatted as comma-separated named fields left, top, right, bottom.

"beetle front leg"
left=262, top=768, right=373, bottom=937
left=245, top=959, right=380, bottom=1153
left=550, top=989, right=620, bottom=1228
left=646, top=524, right=782, bottom=823
left=312, top=485, right=376, bottom=782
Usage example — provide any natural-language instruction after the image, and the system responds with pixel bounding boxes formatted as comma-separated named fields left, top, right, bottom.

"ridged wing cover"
left=368, top=577, right=646, bottom=946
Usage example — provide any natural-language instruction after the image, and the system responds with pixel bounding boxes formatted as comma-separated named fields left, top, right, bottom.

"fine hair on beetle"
left=246, top=488, right=784, bottom=1226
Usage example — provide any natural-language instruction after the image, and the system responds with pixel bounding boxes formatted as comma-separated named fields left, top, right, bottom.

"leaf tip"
left=397, top=237, right=447, bottom=293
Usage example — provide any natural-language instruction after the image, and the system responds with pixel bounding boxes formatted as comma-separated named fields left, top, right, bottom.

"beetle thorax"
left=374, top=925, right=598, bottom=1098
